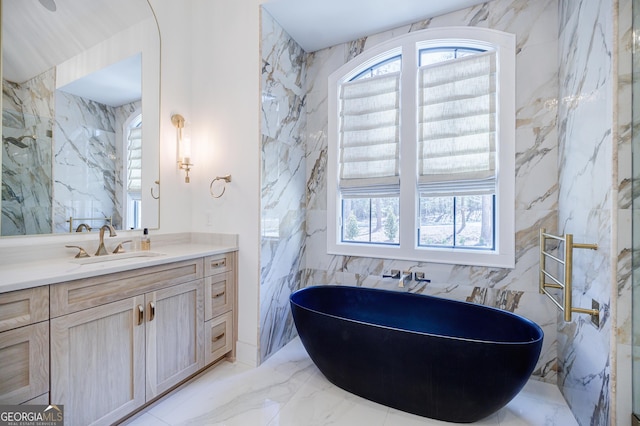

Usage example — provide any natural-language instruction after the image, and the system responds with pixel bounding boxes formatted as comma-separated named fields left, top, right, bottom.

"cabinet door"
left=145, top=280, right=204, bottom=398
left=51, top=296, right=145, bottom=426
left=0, top=322, right=49, bottom=404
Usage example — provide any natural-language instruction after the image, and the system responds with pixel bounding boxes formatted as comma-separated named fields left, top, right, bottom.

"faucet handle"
left=414, top=271, right=431, bottom=283
left=66, top=245, right=90, bottom=258
left=112, top=240, right=132, bottom=254
left=383, top=270, right=401, bottom=279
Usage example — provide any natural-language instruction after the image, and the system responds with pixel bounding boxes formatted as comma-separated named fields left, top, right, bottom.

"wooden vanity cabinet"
left=50, top=258, right=205, bottom=426
left=204, top=252, right=237, bottom=365
left=0, top=250, right=236, bottom=424
left=0, top=286, right=50, bottom=405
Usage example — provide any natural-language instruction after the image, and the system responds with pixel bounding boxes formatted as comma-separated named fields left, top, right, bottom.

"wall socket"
left=591, top=299, right=600, bottom=328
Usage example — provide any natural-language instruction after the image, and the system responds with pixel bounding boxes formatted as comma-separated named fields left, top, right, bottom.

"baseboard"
left=235, top=340, right=258, bottom=367
left=633, top=413, right=640, bottom=426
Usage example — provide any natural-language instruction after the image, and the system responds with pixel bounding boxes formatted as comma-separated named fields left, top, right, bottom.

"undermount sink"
left=71, top=251, right=165, bottom=265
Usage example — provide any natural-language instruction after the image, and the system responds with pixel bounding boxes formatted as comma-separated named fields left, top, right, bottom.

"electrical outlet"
left=591, top=299, right=600, bottom=328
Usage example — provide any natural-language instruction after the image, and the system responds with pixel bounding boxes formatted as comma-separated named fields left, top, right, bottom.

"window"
left=327, top=28, right=515, bottom=268
left=124, top=113, right=142, bottom=229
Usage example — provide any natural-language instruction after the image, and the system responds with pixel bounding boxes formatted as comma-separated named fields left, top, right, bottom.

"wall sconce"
left=171, top=114, right=192, bottom=183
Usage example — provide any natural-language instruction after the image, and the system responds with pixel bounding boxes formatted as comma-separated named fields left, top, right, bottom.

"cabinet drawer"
left=0, top=286, right=49, bottom=333
left=204, top=252, right=234, bottom=276
left=51, top=258, right=203, bottom=317
left=205, top=311, right=233, bottom=365
left=0, top=322, right=49, bottom=404
left=205, top=272, right=234, bottom=321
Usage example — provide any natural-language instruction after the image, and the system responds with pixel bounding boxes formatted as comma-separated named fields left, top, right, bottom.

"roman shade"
left=127, top=126, right=142, bottom=192
left=417, top=51, right=496, bottom=196
left=338, top=72, right=400, bottom=198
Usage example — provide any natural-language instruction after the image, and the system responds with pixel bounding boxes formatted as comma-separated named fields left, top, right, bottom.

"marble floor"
left=123, top=338, right=577, bottom=426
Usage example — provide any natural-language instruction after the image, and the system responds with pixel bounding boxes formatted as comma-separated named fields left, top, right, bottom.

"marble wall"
left=260, top=1, right=634, bottom=422
left=2, top=69, right=136, bottom=235
left=53, top=91, right=137, bottom=232
left=259, top=0, right=560, bottom=377
left=556, top=1, right=623, bottom=424
left=303, top=0, right=560, bottom=383
left=54, top=91, right=117, bottom=232
left=259, top=11, right=308, bottom=362
left=2, top=70, right=55, bottom=236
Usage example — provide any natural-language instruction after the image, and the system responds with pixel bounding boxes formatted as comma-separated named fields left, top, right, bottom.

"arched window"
left=327, top=27, right=515, bottom=268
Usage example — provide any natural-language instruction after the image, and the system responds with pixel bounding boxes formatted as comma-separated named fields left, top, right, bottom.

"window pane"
left=455, top=195, right=494, bottom=249
left=342, top=197, right=399, bottom=244
left=418, top=196, right=454, bottom=246
left=419, top=47, right=484, bottom=67
left=351, top=56, right=401, bottom=81
left=419, top=195, right=494, bottom=249
left=420, top=50, right=455, bottom=66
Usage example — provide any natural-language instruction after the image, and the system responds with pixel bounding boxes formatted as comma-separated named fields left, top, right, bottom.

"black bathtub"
left=290, top=285, right=543, bottom=423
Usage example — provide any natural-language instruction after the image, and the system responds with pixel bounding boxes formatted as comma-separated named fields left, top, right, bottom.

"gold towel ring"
left=210, top=175, right=232, bottom=198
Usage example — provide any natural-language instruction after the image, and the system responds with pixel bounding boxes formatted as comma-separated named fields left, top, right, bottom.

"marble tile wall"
left=557, top=1, right=621, bottom=424
left=260, top=2, right=634, bottom=422
left=1, top=70, right=55, bottom=236
left=303, top=0, right=560, bottom=383
left=53, top=91, right=131, bottom=232
left=1, top=70, right=135, bottom=235
left=259, top=10, right=308, bottom=362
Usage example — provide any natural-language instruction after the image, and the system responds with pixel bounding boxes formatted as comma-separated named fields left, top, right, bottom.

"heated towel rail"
left=539, top=228, right=600, bottom=326
left=66, top=216, right=113, bottom=233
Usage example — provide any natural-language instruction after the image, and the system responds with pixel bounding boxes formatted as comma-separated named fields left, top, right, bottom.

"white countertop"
left=0, top=233, right=238, bottom=293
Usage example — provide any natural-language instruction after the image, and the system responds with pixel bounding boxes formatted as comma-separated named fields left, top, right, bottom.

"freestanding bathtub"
left=290, top=285, right=543, bottom=423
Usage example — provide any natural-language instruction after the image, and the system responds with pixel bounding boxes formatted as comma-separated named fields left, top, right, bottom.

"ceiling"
left=2, top=0, right=150, bottom=105
left=261, top=0, right=489, bottom=53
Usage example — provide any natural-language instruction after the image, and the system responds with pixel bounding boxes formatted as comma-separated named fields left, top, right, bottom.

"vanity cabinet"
left=50, top=258, right=210, bottom=426
left=0, top=248, right=237, bottom=425
left=0, top=287, right=49, bottom=404
left=203, top=253, right=237, bottom=365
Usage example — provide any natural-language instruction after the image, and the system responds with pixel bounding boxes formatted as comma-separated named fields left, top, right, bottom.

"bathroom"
left=0, top=0, right=636, bottom=424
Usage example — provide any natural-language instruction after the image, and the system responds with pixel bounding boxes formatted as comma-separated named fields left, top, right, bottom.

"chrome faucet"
left=75, top=223, right=92, bottom=232
left=95, top=225, right=117, bottom=256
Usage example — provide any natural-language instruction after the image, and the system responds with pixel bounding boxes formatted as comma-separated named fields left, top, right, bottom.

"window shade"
left=127, top=127, right=142, bottom=192
left=339, top=72, right=400, bottom=197
left=418, top=51, right=496, bottom=196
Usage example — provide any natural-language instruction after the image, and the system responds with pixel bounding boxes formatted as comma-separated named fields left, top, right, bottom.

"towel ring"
left=151, top=180, right=160, bottom=200
left=210, top=174, right=232, bottom=198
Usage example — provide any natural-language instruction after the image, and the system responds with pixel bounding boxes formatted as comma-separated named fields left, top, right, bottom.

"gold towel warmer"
left=66, top=216, right=113, bottom=233
left=539, top=228, right=600, bottom=326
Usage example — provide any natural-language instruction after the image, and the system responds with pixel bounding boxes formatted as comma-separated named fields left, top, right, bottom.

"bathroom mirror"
left=1, top=0, right=160, bottom=236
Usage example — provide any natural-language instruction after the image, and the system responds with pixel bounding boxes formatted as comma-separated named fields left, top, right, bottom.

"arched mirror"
left=1, top=0, right=160, bottom=236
